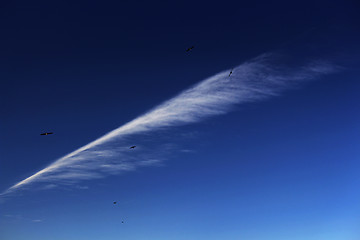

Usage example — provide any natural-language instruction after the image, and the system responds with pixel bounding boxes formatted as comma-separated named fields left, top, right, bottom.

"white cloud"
left=32, top=219, right=43, bottom=223
left=42, top=184, right=58, bottom=190
left=1, top=53, right=338, bottom=196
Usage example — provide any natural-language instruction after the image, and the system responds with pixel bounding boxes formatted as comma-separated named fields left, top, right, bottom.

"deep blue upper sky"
left=1, top=1, right=359, bottom=239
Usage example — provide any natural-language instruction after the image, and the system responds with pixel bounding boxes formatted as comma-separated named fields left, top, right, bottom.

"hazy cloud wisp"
left=2, top=54, right=338, bottom=196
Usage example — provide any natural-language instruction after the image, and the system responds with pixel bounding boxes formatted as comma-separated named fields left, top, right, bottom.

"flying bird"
left=40, top=132, right=53, bottom=136
left=122, top=220, right=124, bottom=224
left=186, top=46, right=194, bottom=52
left=229, top=69, right=233, bottom=77
left=129, top=146, right=136, bottom=149
left=113, top=201, right=117, bottom=204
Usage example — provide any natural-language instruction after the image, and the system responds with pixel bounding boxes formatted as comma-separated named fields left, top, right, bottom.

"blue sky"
left=1, top=1, right=360, bottom=239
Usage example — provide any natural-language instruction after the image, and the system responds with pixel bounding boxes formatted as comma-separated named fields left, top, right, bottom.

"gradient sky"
left=1, top=1, right=360, bottom=239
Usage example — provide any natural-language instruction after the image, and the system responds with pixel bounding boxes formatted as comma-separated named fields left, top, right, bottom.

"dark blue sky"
left=1, top=1, right=360, bottom=239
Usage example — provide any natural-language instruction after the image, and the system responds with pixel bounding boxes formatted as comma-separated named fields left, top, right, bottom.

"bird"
left=113, top=201, right=117, bottom=204
left=229, top=69, right=233, bottom=77
left=40, top=132, right=53, bottom=136
left=130, top=146, right=136, bottom=149
left=122, top=220, right=124, bottom=224
left=186, top=46, right=194, bottom=52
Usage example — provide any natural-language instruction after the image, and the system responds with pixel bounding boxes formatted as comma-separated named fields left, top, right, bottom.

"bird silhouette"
left=186, top=46, right=194, bottom=52
left=40, top=132, right=53, bottom=136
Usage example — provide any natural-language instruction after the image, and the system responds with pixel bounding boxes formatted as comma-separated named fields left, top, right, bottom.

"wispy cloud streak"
left=2, top=54, right=338, bottom=195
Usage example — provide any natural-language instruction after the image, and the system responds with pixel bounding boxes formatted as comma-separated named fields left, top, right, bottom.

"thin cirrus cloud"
left=1, top=53, right=338, bottom=196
